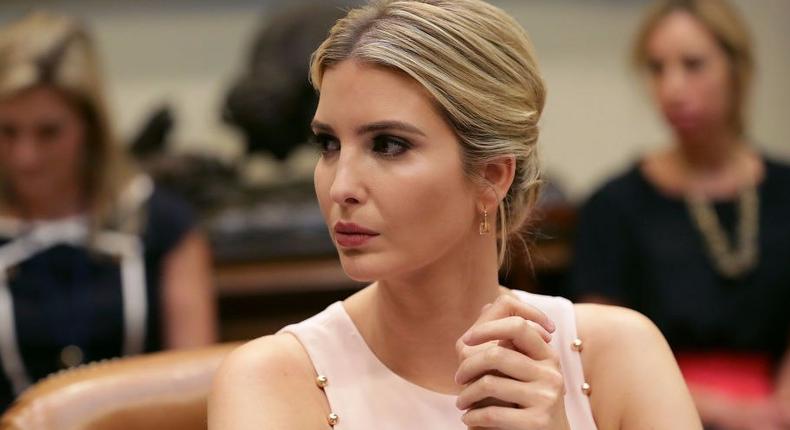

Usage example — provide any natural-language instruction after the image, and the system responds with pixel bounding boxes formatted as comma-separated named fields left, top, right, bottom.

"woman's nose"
left=658, top=66, right=688, bottom=106
left=328, top=150, right=366, bottom=207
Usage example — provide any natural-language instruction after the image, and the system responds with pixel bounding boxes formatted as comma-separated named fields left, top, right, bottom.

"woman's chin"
left=670, top=119, right=716, bottom=142
left=337, top=253, right=388, bottom=283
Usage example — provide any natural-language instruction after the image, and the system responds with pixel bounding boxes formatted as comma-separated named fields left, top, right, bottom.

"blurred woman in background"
left=570, top=0, right=790, bottom=428
left=0, top=12, right=216, bottom=411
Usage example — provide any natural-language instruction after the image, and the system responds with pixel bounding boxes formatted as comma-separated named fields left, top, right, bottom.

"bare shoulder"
left=574, top=303, right=663, bottom=350
left=573, top=304, right=702, bottom=429
left=573, top=304, right=665, bottom=396
left=214, top=333, right=311, bottom=381
left=208, top=334, right=330, bottom=430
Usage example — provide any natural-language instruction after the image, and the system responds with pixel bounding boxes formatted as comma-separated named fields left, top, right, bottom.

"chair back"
left=0, top=343, right=240, bottom=430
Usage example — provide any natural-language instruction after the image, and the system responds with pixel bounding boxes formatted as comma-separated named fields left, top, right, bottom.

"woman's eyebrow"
left=357, top=120, right=426, bottom=137
left=310, top=119, right=427, bottom=137
left=310, top=120, right=334, bottom=133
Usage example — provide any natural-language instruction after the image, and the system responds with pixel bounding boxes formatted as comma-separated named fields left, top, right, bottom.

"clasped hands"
left=455, top=295, right=571, bottom=430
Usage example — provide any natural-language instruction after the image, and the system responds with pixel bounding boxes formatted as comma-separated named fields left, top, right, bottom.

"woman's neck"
left=345, top=232, right=504, bottom=394
left=8, top=184, right=85, bottom=221
left=675, top=128, right=745, bottom=174
left=640, top=127, right=763, bottom=200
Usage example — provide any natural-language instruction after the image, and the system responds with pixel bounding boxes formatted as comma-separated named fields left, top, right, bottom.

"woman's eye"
left=312, top=133, right=340, bottom=155
left=0, top=123, right=17, bottom=141
left=37, top=122, right=62, bottom=142
left=372, top=135, right=411, bottom=157
left=647, top=59, right=663, bottom=76
left=683, top=56, right=705, bottom=73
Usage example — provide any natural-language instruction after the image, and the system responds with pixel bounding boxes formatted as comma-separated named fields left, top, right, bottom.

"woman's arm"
left=776, top=344, right=790, bottom=404
left=669, top=334, right=790, bottom=428
left=208, top=334, right=332, bottom=429
left=161, top=230, right=218, bottom=348
left=774, top=344, right=790, bottom=425
left=576, top=304, right=702, bottom=429
left=688, top=386, right=785, bottom=429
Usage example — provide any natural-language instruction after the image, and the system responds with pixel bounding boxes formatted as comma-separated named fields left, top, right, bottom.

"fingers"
left=456, top=373, right=562, bottom=411
left=454, top=332, right=562, bottom=422
left=462, top=316, right=555, bottom=361
left=472, top=295, right=555, bottom=335
left=455, top=295, right=554, bottom=363
left=455, top=345, right=546, bottom=386
left=454, top=295, right=567, bottom=430
left=465, top=316, right=552, bottom=344
left=462, top=405, right=553, bottom=429
left=456, top=374, right=524, bottom=411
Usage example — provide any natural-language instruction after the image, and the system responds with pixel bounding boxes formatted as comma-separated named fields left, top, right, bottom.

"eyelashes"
left=311, top=132, right=340, bottom=154
left=371, top=135, right=412, bottom=157
left=311, top=132, right=413, bottom=158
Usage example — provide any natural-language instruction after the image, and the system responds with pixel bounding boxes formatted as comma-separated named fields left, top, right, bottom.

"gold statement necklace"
left=685, top=184, right=759, bottom=278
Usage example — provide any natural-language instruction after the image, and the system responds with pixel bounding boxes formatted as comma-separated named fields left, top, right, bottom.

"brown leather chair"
left=0, top=343, right=241, bottom=430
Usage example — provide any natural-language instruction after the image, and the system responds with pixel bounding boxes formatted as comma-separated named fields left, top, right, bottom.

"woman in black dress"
left=0, top=12, right=217, bottom=411
left=570, top=1, right=790, bottom=428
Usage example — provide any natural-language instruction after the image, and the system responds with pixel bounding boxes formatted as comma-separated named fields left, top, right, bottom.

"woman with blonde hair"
left=0, top=12, right=216, bottom=411
left=571, top=0, right=790, bottom=428
left=209, top=1, right=702, bottom=428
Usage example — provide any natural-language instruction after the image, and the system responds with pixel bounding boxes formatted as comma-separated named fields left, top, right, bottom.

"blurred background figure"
left=203, top=3, right=347, bottom=266
left=0, top=11, right=216, bottom=412
left=223, top=4, right=347, bottom=164
left=569, top=0, right=790, bottom=428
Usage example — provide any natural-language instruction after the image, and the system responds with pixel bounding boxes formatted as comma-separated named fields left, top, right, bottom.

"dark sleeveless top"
left=0, top=180, right=195, bottom=412
left=568, top=158, right=790, bottom=361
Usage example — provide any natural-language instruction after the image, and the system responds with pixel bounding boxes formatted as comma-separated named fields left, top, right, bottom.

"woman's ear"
left=479, top=156, right=516, bottom=208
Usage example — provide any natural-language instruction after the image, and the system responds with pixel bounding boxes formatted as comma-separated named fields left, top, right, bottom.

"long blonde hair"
left=632, top=0, right=754, bottom=136
left=311, top=0, right=546, bottom=265
left=0, top=11, right=136, bottom=229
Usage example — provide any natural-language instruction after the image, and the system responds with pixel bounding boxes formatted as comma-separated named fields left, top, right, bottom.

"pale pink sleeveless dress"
left=279, top=290, right=598, bottom=429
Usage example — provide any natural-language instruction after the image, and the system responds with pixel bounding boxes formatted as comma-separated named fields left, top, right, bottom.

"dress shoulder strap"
left=513, top=291, right=598, bottom=429
left=278, top=302, right=373, bottom=428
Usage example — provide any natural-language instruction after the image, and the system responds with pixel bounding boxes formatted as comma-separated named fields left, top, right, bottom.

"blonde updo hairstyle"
left=311, top=0, right=546, bottom=265
left=632, top=0, right=754, bottom=136
left=0, top=11, right=135, bottom=228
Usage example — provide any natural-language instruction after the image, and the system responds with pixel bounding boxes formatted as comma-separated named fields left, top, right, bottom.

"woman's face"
left=0, top=86, right=86, bottom=209
left=645, top=11, right=735, bottom=139
left=312, top=60, right=479, bottom=282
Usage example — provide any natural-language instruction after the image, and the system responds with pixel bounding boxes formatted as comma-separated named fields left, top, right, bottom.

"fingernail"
left=461, top=331, right=472, bottom=343
left=481, top=303, right=492, bottom=312
left=528, top=320, right=552, bottom=342
left=547, top=319, right=556, bottom=333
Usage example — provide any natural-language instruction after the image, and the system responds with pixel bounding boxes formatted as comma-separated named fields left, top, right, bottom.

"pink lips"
left=665, top=109, right=700, bottom=131
left=333, top=221, right=379, bottom=248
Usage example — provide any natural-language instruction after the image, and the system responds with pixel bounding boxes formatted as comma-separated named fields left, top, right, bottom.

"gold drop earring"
left=479, top=207, right=491, bottom=235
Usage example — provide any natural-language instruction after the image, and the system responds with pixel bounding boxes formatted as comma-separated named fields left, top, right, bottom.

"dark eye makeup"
left=682, top=55, right=705, bottom=72
left=0, top=123, right=17, bottom=140
left=311, top=131, right=413, bottom=159
left=36, top=122, right=63, bottom=142
left=647, top=59, right=664, bottom=76
left=311, top=132, right=340, bottom=155
left=371, top=134, right=412, bottom=157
